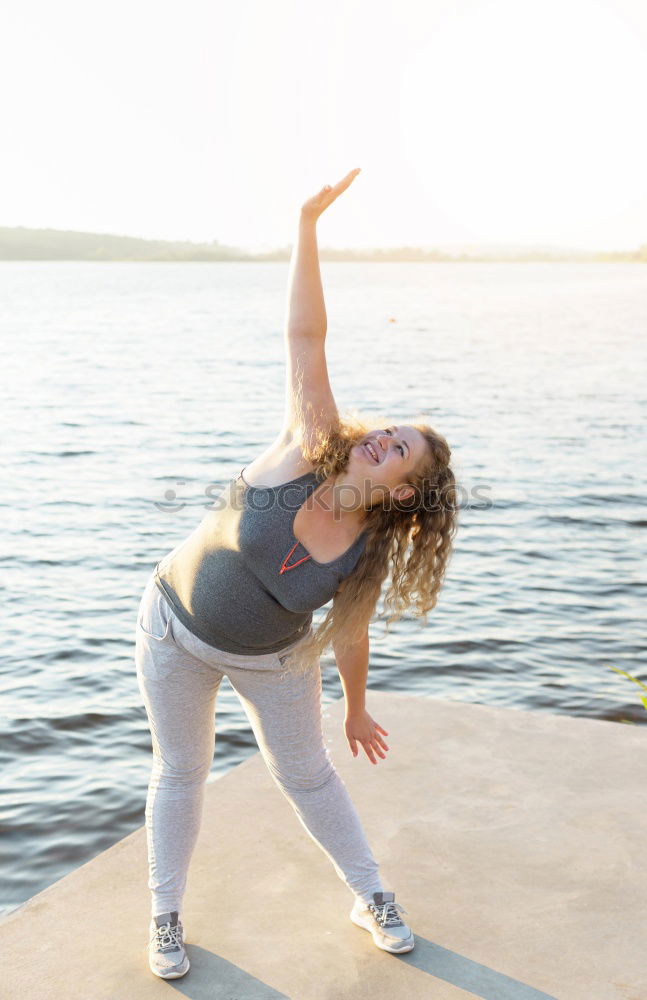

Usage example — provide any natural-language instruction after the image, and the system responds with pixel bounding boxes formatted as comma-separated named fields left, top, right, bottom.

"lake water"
left=1, top=260, right=645, bottom=918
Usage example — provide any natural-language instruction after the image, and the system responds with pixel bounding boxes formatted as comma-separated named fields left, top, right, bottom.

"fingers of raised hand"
left=331, top=167, right=361, bottom=195
left=320, top=168, right=360, bottom=200
left=303, top=169, right=360, bottom=219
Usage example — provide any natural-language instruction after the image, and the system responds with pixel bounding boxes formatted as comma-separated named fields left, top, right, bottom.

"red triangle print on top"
left=279, top=541, right=312, bottom=575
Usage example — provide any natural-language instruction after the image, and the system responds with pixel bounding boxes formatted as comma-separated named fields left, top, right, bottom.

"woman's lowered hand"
left=344, top=708, right=389, bottom=764
left=300, top=167, right=361, bottom=222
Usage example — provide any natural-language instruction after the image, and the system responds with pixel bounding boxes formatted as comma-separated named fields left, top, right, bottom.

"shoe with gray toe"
left=148, top=911, right=190, bottom=979
left=350, top=891, right=415, bottom=953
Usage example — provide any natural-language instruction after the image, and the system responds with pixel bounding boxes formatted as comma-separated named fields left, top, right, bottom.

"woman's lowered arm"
left=332, top=583, right=390, bottom=765
left=333, top=625, right=370, bottom=715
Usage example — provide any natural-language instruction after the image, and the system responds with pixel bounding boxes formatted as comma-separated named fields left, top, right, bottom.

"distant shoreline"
left=1, top=226, right=645, bottom=262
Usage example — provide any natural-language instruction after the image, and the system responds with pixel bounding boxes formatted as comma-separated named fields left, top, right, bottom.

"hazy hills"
left=1, top=226, right=645, bottom=262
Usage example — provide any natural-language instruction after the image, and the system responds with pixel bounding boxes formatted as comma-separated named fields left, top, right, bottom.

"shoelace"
left=153, top=921, right=183, bottom=952
left=368, top=900, right=408, bottom=928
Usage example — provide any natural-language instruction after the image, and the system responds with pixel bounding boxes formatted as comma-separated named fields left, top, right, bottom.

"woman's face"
left=348, top=424, right=429, bottom=502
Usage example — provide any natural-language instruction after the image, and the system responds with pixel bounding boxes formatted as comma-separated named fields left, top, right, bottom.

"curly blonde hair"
left=279, top=405, right=458, bottom=676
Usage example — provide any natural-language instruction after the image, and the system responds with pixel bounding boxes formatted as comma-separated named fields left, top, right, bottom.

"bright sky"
left=1, top=0, right=646, bottom=252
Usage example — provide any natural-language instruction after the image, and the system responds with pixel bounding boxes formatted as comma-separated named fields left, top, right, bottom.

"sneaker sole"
left=150, top=953, right=190, bottom=979
left=350, top=909, right=415, bottom=954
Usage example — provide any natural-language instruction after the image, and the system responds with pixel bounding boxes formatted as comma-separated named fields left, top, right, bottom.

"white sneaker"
left=350, top=891, right=415, bottom=954
left=148, top=911, right=190, bottom=979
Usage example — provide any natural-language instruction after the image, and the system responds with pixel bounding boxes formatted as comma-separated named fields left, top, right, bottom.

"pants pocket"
left=137, top=577, right=174, bottom=642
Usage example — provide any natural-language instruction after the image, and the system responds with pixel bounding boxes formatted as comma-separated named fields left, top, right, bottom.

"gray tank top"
left=154, top=466, right=367, bottom=655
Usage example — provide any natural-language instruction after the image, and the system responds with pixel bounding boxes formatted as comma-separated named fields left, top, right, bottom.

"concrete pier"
left=2, top=693, right=645, bottom=999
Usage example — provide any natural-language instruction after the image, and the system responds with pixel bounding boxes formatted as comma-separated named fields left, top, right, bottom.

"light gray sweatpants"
left=135, top=574, right=384, bottom=917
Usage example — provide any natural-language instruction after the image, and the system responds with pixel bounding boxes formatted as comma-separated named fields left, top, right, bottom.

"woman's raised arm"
left=279, top=169, right=361, bottom=445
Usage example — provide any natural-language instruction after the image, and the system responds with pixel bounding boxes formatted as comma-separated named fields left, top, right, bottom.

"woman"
left=136, top=167, right=457, bottom=979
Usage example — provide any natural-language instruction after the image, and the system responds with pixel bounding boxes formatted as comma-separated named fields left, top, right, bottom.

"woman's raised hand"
left=300, top=168, right=361, bottom=222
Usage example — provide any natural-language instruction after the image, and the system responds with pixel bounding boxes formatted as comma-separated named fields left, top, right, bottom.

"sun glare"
left=399, top=0, right=647, bottom=247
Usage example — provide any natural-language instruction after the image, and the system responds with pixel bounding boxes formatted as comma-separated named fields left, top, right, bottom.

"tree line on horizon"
left=1, top=225, right=645, bottom=262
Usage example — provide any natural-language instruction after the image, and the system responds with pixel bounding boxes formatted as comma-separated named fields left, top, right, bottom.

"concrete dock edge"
left=2, top=693, right=645, bottom=999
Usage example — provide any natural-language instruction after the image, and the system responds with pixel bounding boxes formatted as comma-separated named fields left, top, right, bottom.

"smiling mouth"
left=363, top=442, right=380, bottom=464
